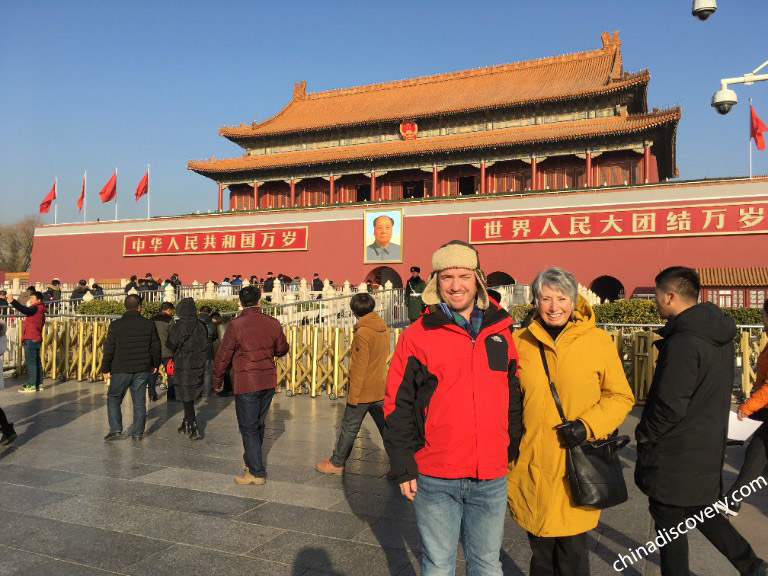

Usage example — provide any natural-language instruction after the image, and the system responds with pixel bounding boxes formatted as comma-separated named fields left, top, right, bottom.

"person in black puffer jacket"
left=101, top=294, right=161, bottom=441
left=167, top=298, right=208, bottom=440
left=635, top=267, right=766, bottom=576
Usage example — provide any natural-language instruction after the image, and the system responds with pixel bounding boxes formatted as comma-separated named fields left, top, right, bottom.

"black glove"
left=555, top=419, right=587, bottom=449
left=508, top=437, right=521, bottom=462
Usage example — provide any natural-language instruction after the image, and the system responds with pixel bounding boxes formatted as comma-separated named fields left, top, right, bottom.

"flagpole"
left=147, top=164, right=151, bottom=220
left=54, top=177, right=58, bottom=225
left=115, top=168, right=118, bottom=221
left=83, top=171, right=87, bottom=223
left=750, top=98, right=753, bottom=179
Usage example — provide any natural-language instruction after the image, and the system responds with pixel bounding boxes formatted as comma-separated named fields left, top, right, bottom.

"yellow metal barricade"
left=275, top=325, right=293, bottom=393
left=287, top=325, right=312, bottom=396
left=631, top=330, right=658, bottom=402
left=332, top=326, right=354, bottom=399
left=311, top=326, right=335, bottom=398
left=741, top=330, right=768, bottom=397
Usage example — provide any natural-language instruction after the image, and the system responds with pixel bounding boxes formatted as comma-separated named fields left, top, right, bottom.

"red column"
left=480, top=161, right=486, bottom=195
left=432, top=166, right=438, bottom=198
left=289, top=178, right=296, bottom=207
left=370, top=172, right=377, bottom=201
left=253, top=181, right=259, bottom=209
left=329, top=175, right=335, bottom=204
left=586, top=153, right=592, bottom=187
left=531, top=157, right=538, bottom=191
left=217, top=183, right=223, bottom=211
left=643, top=145, right=651, bottom=183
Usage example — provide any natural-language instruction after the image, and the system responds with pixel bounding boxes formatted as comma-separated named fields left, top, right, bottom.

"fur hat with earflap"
left=421, top=240, right=489, bottom=310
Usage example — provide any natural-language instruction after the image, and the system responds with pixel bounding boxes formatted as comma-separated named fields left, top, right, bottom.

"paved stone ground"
left=0, top=378, right=766, bottom=576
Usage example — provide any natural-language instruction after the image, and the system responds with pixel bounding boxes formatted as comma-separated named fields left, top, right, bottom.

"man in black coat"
left=70, top=279, right=90, bottom=301
left=101, top=294, right=161, bottom=441
left=635, top=266, right=766, bottom=576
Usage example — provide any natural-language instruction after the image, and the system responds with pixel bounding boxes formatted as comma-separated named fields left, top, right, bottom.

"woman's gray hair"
left=531, top=267, right=578, bottom=305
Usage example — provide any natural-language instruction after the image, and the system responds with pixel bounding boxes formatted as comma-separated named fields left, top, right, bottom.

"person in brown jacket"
left=212, top=285, right=289, bottom=485
left=316, top=293, right=390, bottom=474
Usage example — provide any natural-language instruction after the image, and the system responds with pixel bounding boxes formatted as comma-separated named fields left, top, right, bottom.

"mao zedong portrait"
left=366, top=215, right=401, bottom=262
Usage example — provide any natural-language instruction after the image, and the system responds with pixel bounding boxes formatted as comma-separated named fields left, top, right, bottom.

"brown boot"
left=234, top=471, right=266, bottom=485
left=316, top=459, right=344, bottom=475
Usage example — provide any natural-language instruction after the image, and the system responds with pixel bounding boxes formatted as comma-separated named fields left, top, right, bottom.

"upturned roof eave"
left=218, top=72, right=651, bottom=143
left=190, top=109, right=679, bottom=179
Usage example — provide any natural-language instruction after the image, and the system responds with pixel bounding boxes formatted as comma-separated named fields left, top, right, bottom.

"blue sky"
left=2, top=0, right=768, bottom=225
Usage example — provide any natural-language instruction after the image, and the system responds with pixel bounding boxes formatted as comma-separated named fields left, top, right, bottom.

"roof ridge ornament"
left=601, top=30, right=621, bottom=50
left=293, top=81, right=307, bottom=99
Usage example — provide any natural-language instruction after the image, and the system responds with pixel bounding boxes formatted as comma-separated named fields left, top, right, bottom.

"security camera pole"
left=712, top=59, right=768, bottom=115
left=711, top=59, right=768, bottom=177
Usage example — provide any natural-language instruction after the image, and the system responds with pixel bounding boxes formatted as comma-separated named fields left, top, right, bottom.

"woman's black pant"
left=183, top=401, right=196, bottom=424
left=527, top=531, right=589, bottom=576
left=0, top=407, right=12, bottom=433
left=728, top=421, right=768, bottom=499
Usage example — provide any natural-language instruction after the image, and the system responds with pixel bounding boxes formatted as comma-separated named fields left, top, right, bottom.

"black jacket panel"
left=101, top=310, right=161, bottom=374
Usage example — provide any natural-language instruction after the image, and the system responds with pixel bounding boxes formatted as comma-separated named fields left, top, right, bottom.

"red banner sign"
left=123, top=226, right=308, bottom=256
left=469, top=200, right=768, bottom=244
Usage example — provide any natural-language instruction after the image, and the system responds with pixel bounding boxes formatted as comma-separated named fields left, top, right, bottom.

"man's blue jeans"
left=148, top=357, right=173, bottom=400
left=413, top=474, right=507, bottom=576
left=235, top=389, right=275, bottom=478
left=107, top=372, right=149, bottom=437
left=23, top=340, right=43, bottom=388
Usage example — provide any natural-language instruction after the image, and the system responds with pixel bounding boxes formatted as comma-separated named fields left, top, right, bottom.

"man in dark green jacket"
left=150, top=301, right=175, bottom=401
left=404, top=266, right=426, bottom=323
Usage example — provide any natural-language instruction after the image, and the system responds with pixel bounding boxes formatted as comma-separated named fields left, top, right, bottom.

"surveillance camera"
left=711, top=88, right=737, bottom=115
left=692, top=0, right=716, bottom=20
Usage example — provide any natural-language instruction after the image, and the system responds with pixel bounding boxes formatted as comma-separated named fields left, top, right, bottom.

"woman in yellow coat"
left=508, top=267, right=635, bottom=576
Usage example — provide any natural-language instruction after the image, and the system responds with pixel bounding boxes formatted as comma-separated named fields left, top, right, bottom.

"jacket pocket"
left=484, top=333, right=509, bottom=372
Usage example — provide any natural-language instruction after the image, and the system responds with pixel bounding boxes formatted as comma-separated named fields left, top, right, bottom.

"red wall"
left=28, top=206, right=767, bottom=297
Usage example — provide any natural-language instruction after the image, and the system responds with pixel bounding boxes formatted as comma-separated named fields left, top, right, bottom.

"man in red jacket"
left=384, top=240, right=521, bottom=576
left=212, top=285, right=289, bottom=485
left=10, top=290, right=46, bottom=393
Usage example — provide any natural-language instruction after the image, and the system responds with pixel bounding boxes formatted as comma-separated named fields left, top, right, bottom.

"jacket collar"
left=527, top=294, right=595, bottom=349
left=422, top=300, right=509, bottom=332
left=241, top=306, right=262, bottom=316
left=122, top=310, right=142, bottom=318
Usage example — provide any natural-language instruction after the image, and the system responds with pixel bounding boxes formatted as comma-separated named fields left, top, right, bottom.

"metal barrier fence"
left=1, top=316, right=403, bottom=400
left=3, top=315, right=764, bottom=405
left=598, top=323, right=766, bottom=403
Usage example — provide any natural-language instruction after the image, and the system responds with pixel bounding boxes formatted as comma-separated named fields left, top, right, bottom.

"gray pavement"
left=0, top=378, right=765, bottom=576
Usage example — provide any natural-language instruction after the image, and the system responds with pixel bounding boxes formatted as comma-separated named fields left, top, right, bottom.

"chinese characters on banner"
left=123, top=226, right=308, bottom=256
left=469, top=202, right=768, bottom=244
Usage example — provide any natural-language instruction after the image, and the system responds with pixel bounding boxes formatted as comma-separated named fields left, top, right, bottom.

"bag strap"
left=177, top=319, right=206, bottom=351
left=538, top=342, right=568, bottom=425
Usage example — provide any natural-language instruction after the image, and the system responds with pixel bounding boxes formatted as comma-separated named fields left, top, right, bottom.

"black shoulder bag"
left=538, top=342, right=630, bottom=509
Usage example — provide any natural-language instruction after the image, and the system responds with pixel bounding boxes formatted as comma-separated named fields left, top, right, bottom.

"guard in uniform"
left=404, top=266, right=426, bottom=323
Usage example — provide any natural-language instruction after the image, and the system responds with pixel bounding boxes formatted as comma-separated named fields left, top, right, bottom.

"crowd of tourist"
left=1, top=244, right=768, bottom=576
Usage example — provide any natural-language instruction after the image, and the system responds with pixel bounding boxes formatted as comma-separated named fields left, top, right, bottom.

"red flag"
left=39, top=179, right=56, bottom=214
left=99, top=171, right=117, bottom=203
left=77, top=173, right=85, bottom=212
left=135, top=170, right=148, bottom=201
left=751, top=105, right=768, bottom=151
